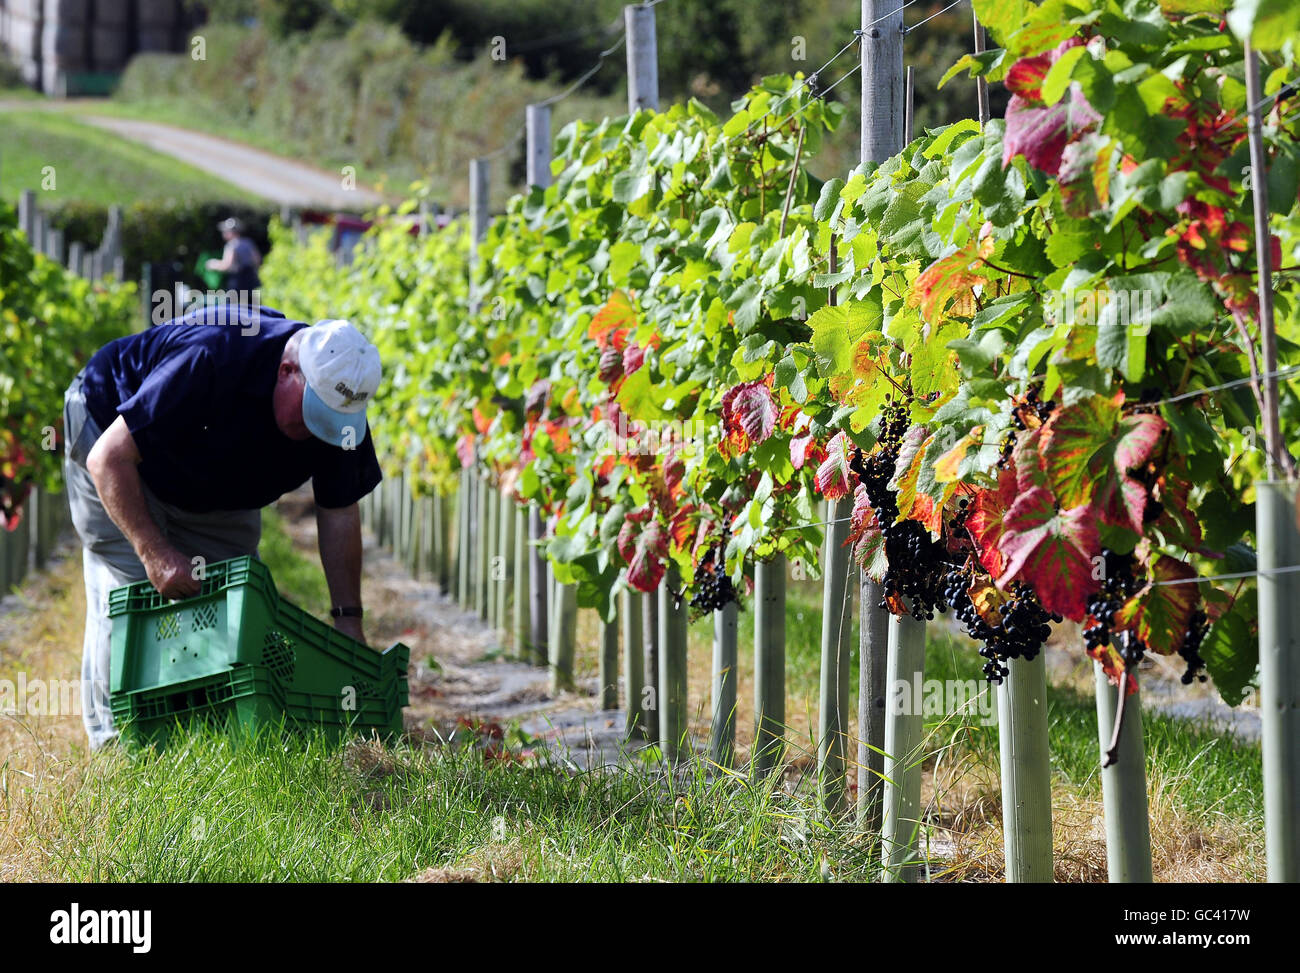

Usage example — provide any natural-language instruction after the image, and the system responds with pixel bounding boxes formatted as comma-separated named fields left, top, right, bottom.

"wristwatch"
left=330, top=605, right=364, bottom=619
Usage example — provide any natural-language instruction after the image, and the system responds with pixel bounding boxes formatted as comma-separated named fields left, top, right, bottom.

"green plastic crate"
left=111, top=664, right=404, bottom=748
left=107, top=557, right=408, bottom=745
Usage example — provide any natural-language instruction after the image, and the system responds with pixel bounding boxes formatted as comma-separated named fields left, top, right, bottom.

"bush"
left=43, top=199, right=277, bottom=286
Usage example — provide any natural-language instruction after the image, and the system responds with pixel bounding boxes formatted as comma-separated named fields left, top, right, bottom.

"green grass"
left=690, top=578, right=1263, bottom=830
left=15, top=512, right=1256, bottom=881
left=0, top=109, right=261, bottom=205
left=58, top=726, right=874, bottom=882
left=41, top=516, right=867, bottom=882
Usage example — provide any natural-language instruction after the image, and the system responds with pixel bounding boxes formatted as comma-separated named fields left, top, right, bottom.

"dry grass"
left=0, top=544, right=103, bottom=881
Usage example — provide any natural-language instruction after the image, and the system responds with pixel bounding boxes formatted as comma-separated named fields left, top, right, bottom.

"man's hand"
left=333, top=615, right=366, bottom=645
left=141, top=539, right=202, bottom=599
left=88, top=417, right=201, bottom=599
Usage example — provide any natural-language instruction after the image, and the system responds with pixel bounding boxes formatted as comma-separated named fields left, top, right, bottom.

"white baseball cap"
left=298, top=320, right=381, bottom=448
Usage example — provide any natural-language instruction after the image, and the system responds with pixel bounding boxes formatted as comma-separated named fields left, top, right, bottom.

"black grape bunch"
left=941, top=567, right=1058, bottom=683
left=689, top=543, right=737, bottom=618
left=850, top=395, right=949, bottom=621
left=1083, top=548, right=1210, bottom=684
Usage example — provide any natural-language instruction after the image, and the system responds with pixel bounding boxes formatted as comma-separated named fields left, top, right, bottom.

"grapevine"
left=255, top=0, right=1300, bottom=711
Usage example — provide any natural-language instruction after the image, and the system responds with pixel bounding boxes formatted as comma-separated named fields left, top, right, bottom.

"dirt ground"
left=276, top=491, right=649, bottom=772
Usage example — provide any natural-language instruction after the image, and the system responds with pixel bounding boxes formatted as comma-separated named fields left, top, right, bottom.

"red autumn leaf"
left=1013, top=427, right=1049, bottom=493
left=617, top=512, right=668, bottom=593
left=1005, top=53, right=1052, bottom=101
left=590, top=291, right=636, bottom=348
left=662, top=444, right=687, bottom=502
left=910, top=494, right=944, bottom=537
left=1153, top=466, right=1215, bottom=557
left=456, top=434, right=476, bottom=469
left=1088, top=642, right=1129, bottom=688
left=1003, top=84, right=1101, bottom=177
left=525, top=379, right=551, bottom=419
left=847, top=481, right=878, bottom=546
left=814, top=432, right=854, bottom=501
left=792, top=430, right=824, bottom=471
left=542, top=420, right=571, bottom=454
left=1039, top=393, right=1165, bottom=532
left=854, top=519, right=888, bottom=584
left=1114, top=556, right=1198, bottom=655
left=721, top=378, right=779, bottom=454
left=996, top=486, right=1101, bottom=621
left=966, top=466, right=1018, bottom=579
left=598, top=345, right=624, bottom=384
left=623, top=341, right=647, bottom=375
left=1222, top=221, right=1252, bottom=253
left=841, top=468, right=893, bottom=577
left=668, top=503, right=696, bottom=548
left=595, top=454, right=617, bottom=479
left=889, top=425, right=931, bottom=524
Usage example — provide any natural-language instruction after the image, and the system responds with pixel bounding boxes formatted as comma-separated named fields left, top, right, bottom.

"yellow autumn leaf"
left=933, top=425, right=984, bottom=483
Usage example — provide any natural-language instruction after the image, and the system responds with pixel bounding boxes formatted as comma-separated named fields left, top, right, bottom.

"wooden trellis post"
left=857, top=576, right=889, bottom=834
left=625, top=3, right=659, bottom=113
left=881, top=614, right=926, bottom=881
left=457, top=467, right=472, bottom=608
left=439, top=492, right=453, bottom=594
left=860, top=0, right=910, bottom=856
left=18, top=190, right=36, bottom=239
left=496, top=486, right=514, bottom=636
left=485, top=475, right=499, bottom=629
left=550, top=575, right=577, bottom=693
left=642, top=590, right=659, bottom=741
left=1249, top=39, right=1299, bottom=884
left=523, top=105, right=554, bottom=663
left=476, top=470, right=490, bottom=622
left=528, top=505, right=549, bottom=665
left=600, top=619, right=620, bottom=710
left=1258, top=480, right=1300, bottom=881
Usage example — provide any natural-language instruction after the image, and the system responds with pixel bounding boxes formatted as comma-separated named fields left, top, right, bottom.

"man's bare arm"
left=316, top=501, right=366, bottom=644
left=86, top=415, right=200, bottom=598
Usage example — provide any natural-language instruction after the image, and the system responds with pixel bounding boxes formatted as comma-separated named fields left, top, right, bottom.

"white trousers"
left=63, top=373, right=261, bottom=749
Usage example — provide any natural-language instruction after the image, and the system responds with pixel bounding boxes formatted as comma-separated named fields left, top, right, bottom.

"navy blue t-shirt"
left=80, top=304, right=382, bottom=513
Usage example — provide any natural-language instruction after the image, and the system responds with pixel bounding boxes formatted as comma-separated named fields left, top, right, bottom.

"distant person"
left=206, top=217, right=262, bottom=292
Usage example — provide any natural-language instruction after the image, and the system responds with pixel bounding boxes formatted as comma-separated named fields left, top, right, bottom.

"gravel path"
left=275, top=492, right=650, bottom=771
left=0, top=98, right=386, bottom=209
left=77, top=116, right=387, bottom=209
